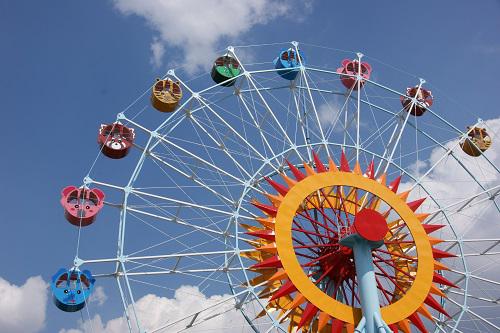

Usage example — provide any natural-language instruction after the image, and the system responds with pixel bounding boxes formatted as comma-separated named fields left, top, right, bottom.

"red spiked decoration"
left=408, top=312, right=428, bottom=333
left=422, top=224, right=445, bottom=234
left=340, top=150, right=350, bottom=172
left=269, top=280, right=297, bottom=301
left=407, top=198, right=426, bottom=212
left=60, top=186, right=105, bottom=227
left=265, top=177, right=289, bottom=196
left=433, top=273, right=458, bottom=288
left=297, top=302, right=319, bottom=329
left=424, top=294, right=451, bottom=317
left=432, top=248, right=457, bottom=259
left=241, top=153, right=458, bottom=332
left=286, top=160, right=306, bottom=181
left=388, top=175, right=402, bottom=193
left=312, top=151, right=327, bottom=173
left=364, top=160, right=375, bottom=179
left=251, top=200, right=278, bottom=216
left=250, top=255, right=282, bottom=269
left=332, top=319, right=345, bottom=333
left=246, top=229, right=275, bottom=241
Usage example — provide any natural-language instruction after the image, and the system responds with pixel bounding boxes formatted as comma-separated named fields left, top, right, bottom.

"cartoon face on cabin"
left=60, top=186, right=105, bottom=226
left=99, top=124, right=135, bottom=151
left=105, top=132, right=127, bottom=150
left=51, top=268, right=95, bottom=312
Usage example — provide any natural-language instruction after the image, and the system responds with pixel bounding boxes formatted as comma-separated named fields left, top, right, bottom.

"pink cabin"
left=336, top=59, right=372, bottom=90
left=60, top=186, right=105, bottom=227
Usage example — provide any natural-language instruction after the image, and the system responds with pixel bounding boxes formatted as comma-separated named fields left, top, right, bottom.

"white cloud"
left=402, top=117, right=500, bottom=239
left=59, top=119, right=500, bottom=332
left=0, top=275, right=48, bottom=333
left=60, top=285, right=251, bottom=333
left=150, top=37, right=166, bottom=68
left=88, top=286, right=107, bottom=306
left=318, top=101, right=341, bottom=127
left=112, top=0, right=294, bottom=73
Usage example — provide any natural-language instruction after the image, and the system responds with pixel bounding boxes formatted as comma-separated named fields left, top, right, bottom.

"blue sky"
left=0, top=1, right=499, bottom=332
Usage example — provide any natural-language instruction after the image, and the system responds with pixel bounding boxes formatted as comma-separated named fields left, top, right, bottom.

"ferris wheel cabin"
left=151, top=78, right=182, bottom=112
left=51, top=42, right=499, bottom=331
left=460, top=126, right=492, bottom=157
left=51, top=268, right=95, bottom=312
left=60, top=186, right=105, bottom=227
left=274, top=48, right=304, bottom=80
left=98, top=123, right=135, bottom=159
left=400, top=86, right=434, bottom=116
left=211, top=55, right=241, bottom=87
left=337, top=59, right=372, bottom=90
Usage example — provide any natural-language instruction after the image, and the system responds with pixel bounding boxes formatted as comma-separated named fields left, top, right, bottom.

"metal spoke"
left=63, top=42, right=500, bottom=333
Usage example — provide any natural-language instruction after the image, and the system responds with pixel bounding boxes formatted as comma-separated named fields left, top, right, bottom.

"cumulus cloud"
left=59, top=120, right=500, bottom=332
left=402, top=117, right=500, bottom=239
left=60, top=285, right=251, bottom=333
left=419, top=118, right=497, bottom=190
left=407, top=117, right=500, bottom=328
left=112, top=0, right=295, bottom=73
left=88, top=286, right=107, bottom=306
left=318, top=100, right=341, bottom=127
left=150, top=37, right=166, bottom=68
left=0, top=275, right=48, bottom=333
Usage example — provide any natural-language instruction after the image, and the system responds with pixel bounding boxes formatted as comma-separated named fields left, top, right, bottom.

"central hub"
left=317, top=243, right=355, bottom=283
left=353, top=208, right=389, bottom=242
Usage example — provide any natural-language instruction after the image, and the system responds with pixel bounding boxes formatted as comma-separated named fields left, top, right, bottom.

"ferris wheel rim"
left=60, top=41, right=500, bottom=333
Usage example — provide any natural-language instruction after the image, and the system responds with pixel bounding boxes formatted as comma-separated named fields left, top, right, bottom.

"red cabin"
left=400, top=86, right=434, bottom=116
left=336, top=59, right=372, bottom=90
left=60, top=186, right=105, bottom=227
left=98, top=123, right=135, bottom=159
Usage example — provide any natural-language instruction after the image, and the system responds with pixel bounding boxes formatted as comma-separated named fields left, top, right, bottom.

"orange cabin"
left=460, top=127, right=492, bottom=157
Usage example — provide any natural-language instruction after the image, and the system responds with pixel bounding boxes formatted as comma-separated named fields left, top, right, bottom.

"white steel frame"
left=70, top=41, right=500, bottom=333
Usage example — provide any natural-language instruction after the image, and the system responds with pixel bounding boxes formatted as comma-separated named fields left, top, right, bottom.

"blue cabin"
left=51, top=268, right=95, bottom=312
left=274, top=48, right=305, bottom=80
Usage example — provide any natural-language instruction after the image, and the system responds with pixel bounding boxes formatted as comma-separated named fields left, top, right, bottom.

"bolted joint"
left=73, top=257, right=84, bottom=267
left=83, top=176, right=93, bottom=186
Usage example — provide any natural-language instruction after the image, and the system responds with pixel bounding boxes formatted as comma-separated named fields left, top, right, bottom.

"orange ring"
left=274, top=171, right=434, bottom=324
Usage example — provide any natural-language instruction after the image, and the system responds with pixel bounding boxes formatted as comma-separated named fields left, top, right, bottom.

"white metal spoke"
left=60, top=42, right=499, bottom=333
left=228, top=47, right=304, bottom=161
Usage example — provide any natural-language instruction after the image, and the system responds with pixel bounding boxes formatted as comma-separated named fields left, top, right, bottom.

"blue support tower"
left=340, top=208, right=394, bottom=333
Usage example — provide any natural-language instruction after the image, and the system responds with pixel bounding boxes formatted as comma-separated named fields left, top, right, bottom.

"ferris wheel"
left=51, top=41, right=500, bottom=333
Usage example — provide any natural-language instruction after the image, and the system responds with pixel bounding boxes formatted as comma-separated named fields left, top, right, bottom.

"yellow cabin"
left=151, top=78, right=182, bottom=112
